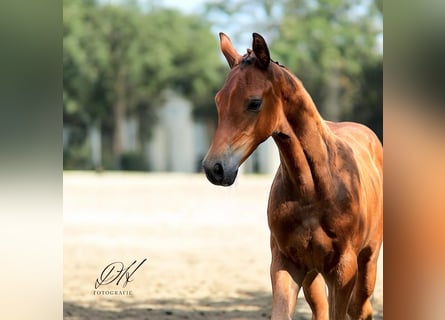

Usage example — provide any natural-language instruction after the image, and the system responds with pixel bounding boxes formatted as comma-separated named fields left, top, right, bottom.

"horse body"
left=203, top=32, right=382, bottom=320
left=267, top=74, right=382, bottom=319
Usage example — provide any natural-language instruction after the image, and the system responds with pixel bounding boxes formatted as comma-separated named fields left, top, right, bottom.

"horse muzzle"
left=202, top=153, right=240, bottom=186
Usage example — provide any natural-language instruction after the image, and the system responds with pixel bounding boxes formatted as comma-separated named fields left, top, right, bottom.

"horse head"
left=202, top=32, right=282, bottom=186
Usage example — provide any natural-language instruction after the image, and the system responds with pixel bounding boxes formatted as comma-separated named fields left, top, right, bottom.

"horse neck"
left=272, top=67, right=335, bottom=199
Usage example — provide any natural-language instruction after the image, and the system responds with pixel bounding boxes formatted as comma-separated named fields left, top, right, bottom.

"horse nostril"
left=213, top=162, right=224, bottom=178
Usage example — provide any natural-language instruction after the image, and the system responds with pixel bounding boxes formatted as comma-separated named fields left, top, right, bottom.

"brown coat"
left=203, top=33, right=383, bottom=320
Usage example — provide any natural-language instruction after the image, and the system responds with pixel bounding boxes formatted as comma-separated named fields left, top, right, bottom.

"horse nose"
left=213, top=163, right=224, bottom=180
left=203, top=160, right=225, bottom=185
left=202, top=154, right=239, bottom=186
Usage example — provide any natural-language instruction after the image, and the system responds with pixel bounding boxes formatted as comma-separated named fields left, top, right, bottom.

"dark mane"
left=240, top=48, right=282, bottom=68
left=240, top=47, right=288, bottom=70
left=240, top=49, right=254, bottom=68
left=272, top=59, right=287, bottom=69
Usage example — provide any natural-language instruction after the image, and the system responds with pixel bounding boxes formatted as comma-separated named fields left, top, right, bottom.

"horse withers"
left=202, top=32, right=383, bottom=320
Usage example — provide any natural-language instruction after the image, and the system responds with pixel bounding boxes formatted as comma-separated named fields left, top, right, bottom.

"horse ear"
left=252, top=33, right=270, bottom=70
left=219, top=32, right=241, bottom=69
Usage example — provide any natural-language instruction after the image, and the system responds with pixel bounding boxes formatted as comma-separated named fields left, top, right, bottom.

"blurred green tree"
left=348, top=58, right=382, bottom=141
left=64, top=0, right=110, bottom=168
left=63, top=0, right=223, bottom=169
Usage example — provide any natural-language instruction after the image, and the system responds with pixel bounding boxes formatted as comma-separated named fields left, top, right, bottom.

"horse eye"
left=247, top=99, right=262, bottom=112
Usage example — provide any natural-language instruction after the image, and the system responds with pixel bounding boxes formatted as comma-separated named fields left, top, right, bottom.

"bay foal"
left=202, top=33, right=383, bottom=320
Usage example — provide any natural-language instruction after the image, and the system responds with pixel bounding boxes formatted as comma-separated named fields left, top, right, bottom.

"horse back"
left=327, top=121, right=382, bottom=173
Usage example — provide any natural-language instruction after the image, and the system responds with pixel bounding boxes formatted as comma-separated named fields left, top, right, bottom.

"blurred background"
left=63, top=0, right=383, bottom=174
left=63, top=2, right=383, bottom=318
left=8, top=0, right=445, bottom=319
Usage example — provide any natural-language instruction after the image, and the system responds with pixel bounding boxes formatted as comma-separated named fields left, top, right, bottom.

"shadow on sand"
left=64, top=289, right=383, bottom=320
left=64, top=289, right=307, bottom=320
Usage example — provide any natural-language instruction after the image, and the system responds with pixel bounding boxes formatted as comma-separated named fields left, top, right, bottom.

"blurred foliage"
left=120, top=151, right=148, bottom=171
left=375, top=0, right=382, bottom=13
left=63, top=0, right=224, bottom=169
left=347, top=58, right=383, bottom=141
left=64, top=0, right=382, bottom=171
left=206, top=0, right=382, bottom=138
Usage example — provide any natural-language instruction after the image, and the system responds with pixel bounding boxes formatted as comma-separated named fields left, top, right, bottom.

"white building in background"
left=146, top=90, right=196, bottom=172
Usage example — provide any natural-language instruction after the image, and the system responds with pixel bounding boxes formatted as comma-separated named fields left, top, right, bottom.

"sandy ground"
left=64, top=172, right=383, bottom=320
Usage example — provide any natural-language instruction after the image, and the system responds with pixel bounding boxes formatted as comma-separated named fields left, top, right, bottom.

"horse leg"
left=327, top=248, right=358, bottom=320
left=347, top=244, right=381, bottom=320
left=270, top=237, right=305, bottom=320
left=303, top=271, right=329, bottom=320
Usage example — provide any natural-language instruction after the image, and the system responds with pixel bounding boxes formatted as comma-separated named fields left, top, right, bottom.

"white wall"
left=146, top=90, right=195, bottom=172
